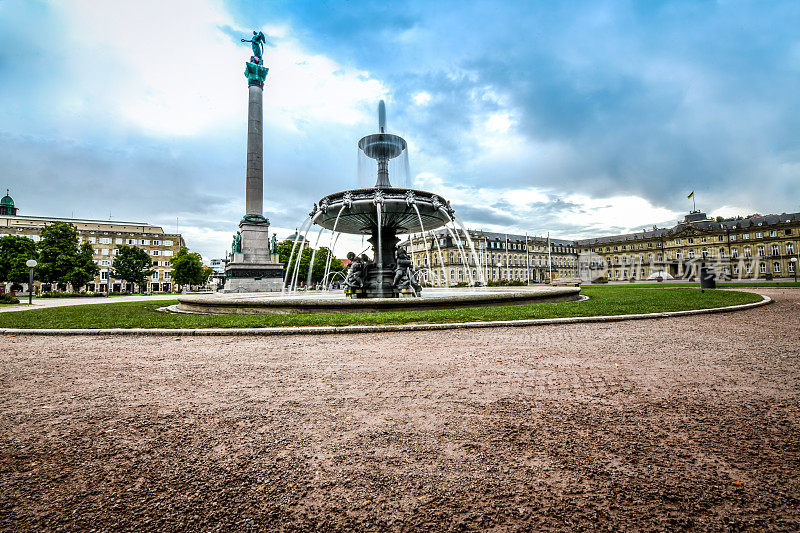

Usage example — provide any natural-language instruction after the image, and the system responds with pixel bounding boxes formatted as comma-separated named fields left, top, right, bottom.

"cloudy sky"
left=2, top=0, right=799, bottom=260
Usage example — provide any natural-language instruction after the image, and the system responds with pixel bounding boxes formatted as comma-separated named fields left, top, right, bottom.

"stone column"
left=246, top=84, right=263, bottom=216
left=244, top=62, right=269, bottom=217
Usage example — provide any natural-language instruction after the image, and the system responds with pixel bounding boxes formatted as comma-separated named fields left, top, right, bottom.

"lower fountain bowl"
left=175, top=286, right=582, bottom=315
left=314, top=188, right=453, bottom=235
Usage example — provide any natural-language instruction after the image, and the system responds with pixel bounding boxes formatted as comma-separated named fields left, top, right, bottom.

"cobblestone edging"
left=0, top=294, right=771, bottom=336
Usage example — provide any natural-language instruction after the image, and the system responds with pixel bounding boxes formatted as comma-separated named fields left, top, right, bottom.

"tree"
left=170, top=246, right=204, bottom=289
left=112, top=245, right=154, bottom=289
left=37, top=221, right=80, bottom=284
left=69, top=242, right=100, bottom=291
left=200, top=266, right=214, bottom=287
left=277, top=240, right=346, bottom=286
left=0, top=235, right=38, bottom=284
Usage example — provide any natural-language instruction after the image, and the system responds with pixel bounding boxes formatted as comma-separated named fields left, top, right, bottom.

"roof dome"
left=0, top=191, right=13, bottom=207
left=0, top=189, right=18, bottom=215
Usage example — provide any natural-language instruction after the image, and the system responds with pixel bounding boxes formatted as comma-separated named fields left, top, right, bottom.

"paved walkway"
left=0, top=294, right=177, bottom=312
left=0, top=288, right=798, bottom=529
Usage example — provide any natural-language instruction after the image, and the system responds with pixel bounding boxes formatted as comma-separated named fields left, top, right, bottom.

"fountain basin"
left=176, top=286, right=581, bottom=315
left=315, top=187, right=451, bottom=234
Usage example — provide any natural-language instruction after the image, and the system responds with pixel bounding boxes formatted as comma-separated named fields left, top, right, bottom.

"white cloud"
left=558, top=194, right=679, bottom=235
left=413, top=91, right=432, bottom=105
left=56, top=0, right=387, bottom=137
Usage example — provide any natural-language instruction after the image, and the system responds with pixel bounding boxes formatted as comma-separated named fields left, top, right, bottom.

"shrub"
left=0, top=293, right=20, bottom=304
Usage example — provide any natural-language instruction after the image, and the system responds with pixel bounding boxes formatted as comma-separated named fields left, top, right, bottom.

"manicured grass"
left=0, top=286, right=764, bottom=329
left=607, top=281, right=800, bottom=288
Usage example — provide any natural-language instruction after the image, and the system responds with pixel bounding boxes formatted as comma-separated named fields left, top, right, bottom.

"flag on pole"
left=687, top=191, right=694, bottom=199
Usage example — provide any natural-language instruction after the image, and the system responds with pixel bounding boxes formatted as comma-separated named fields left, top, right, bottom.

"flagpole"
left=693, top=194, right=696, bottom=212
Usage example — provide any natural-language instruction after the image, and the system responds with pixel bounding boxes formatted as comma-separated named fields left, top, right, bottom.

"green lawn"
left=607, top=281, right=800, bottom=288
left=0, top=286, right=765, bottom=329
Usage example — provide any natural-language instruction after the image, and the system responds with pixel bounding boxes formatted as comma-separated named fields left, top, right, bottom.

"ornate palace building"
left=402, top=229, right=578, bottom=285
left=0, top=191, right=185, bottom=293
left=401, top=210, right=799, bottom=285
left=575, top=211, right=800, bottom=281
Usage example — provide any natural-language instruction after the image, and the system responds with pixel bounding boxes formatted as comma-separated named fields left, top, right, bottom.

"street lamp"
left=791, top=257, right=798, bottom=283
left=25, top=259, right=37, bottom=305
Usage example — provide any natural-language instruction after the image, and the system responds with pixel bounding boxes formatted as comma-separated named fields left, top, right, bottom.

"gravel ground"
left=1, top=288, right=798, bottom=531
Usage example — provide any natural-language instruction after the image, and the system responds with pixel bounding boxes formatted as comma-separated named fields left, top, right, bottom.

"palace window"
left=688, top=250, right=695, bottom=259
left=774, top=262, right=781, bottom=273
left=770, top=230, right=777, bottom=237
left=743, top=234, right=750, bottom=240
left=675, top=238, right=681, bottom=245
left=760, top=263, right=767, bottom=274
left=786, top=229, right=793, bottom=236
left=719, top=248, right=726, bottom=258
left=701, top=249, right=708, bottom=259
left=164, top=240, right=173, bottom=246
left=744, top=247, right=752, bottom=258
left=789, top=262, right=796, bottom=273
left=731, top=248, right=739, bottom=258
left=718, top=235, right=724, bottom=241
left=756, top=232, right=763, bottom=239
left=730, top=235, right=737, bottom=241
left=757, top=246, right=765, bottom=257
left=688, top=237, right=694, bottom=244
left=733, top=264, right=740, bottom=274
left=152, top=271, right=159, bottom=280
left=115, top=238, right=123, bottom=244
left=700, top=237, right=707, bottom=243
left=746, top=263, right=753, bottom=274
left=787, top=244, right=795, bottom=254
left=772, top=245, right=780, bottom=256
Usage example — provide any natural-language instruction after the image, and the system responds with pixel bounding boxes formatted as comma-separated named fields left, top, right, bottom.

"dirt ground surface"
left=1, top=288, right=798, bottom=531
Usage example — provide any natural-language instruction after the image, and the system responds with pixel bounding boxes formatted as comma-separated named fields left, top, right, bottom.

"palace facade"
left=402, top=229, right=578, bottom=286
left=0, top=192, right=185, bottom=293
left=400, top=210, right=800, bottom=285
left=575, top=211, right=800, bottom=281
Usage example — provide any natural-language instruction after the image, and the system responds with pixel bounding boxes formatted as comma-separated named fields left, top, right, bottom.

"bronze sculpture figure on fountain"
left=393, top=248, right=421, bottom=296
left=344, top=252, right=367, bottom=291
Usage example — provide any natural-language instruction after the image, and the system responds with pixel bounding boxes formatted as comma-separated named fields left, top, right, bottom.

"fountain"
left=176, top=97, right=581, bottom=314
left=306, top=101, right=454, bottom=298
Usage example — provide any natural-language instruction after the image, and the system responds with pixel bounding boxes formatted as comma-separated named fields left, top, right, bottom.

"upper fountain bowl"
left=313, top=187, right=453, bottom=235
left=358, top=133, right=407, bottom=160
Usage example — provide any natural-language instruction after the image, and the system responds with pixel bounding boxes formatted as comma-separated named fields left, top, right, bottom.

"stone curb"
left=0, top=294, right=772, bottom=336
